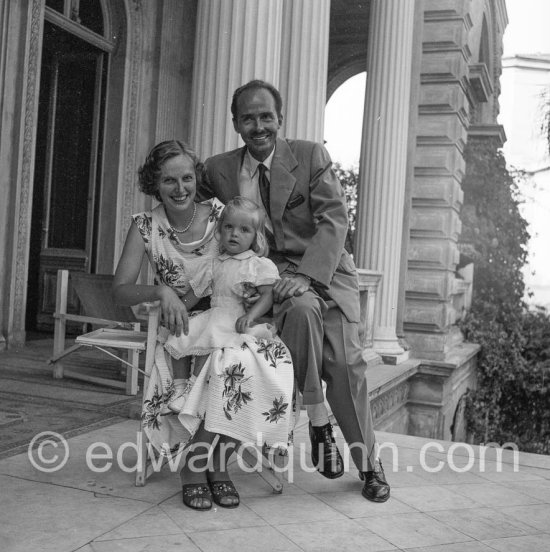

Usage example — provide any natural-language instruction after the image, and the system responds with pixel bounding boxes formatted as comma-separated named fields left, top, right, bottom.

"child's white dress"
left=163, top=249, right=296, bottom=450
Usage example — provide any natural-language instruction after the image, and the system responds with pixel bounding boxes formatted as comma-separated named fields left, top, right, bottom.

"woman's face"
left=157, top=154, right=196, bottom=213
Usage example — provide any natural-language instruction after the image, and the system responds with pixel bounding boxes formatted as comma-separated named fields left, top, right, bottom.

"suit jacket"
left=200, top=138, right=360, bottom=323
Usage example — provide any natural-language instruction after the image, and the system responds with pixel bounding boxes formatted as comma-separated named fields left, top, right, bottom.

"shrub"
left=333, top=163, right=358, bottom=253
left=459, top=138, right=550, bottom=454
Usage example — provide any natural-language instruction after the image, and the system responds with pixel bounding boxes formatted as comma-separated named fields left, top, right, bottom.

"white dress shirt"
left=238, top=148, right=274, bottom=232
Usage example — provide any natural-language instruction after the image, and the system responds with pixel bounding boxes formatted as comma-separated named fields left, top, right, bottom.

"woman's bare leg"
left=208, top=435, right=240, bottom=507
left=180, top=423, right=217, bottom=509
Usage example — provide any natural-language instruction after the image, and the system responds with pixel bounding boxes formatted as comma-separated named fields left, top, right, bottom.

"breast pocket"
left=286, top=193, right=305, bottom=210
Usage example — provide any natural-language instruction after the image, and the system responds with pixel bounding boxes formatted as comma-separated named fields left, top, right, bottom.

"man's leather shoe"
left=308, top=422, right=344, bottom=479
left=361, top=461, right=390, bottom=502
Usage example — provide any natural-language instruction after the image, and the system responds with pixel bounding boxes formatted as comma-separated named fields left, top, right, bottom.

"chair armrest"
left=53, top=312, right=137, bottom=329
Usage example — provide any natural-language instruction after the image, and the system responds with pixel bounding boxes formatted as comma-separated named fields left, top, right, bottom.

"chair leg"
left=52, top=361, right=64, bottom=379
left=126, top=349, right=139, bottom=395
left=135, top=420, right=148, bottom=487
left=240, top=447, right=284, bottom=493
left=52, top=269, right=69, bottom=381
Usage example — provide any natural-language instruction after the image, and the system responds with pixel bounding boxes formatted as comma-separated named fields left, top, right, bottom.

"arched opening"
left=26, top=1, right=114, bottom=332
left=324, top=71, right=366, bottom=168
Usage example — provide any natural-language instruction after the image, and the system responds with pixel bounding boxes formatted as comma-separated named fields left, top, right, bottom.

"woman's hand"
left=158, top=286, right=189, bottom=336
left=235, top=313, right=255, bottom=334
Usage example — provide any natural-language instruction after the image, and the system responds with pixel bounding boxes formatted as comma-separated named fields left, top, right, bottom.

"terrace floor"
left=1, top=338, right=549, bottom=552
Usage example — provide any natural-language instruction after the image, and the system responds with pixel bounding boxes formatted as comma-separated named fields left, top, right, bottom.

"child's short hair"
left=218, top=197, right=269, bottom=257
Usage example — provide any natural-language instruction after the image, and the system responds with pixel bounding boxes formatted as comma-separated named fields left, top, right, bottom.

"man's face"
left=232, top=87, right=282, bottom=161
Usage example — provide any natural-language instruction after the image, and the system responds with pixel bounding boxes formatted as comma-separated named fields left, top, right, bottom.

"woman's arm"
left=112, top=222, right=189, bottom=336
left=235, top=284, right=273, bottom=333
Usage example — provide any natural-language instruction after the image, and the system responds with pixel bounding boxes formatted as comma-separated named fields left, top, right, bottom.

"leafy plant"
left=333, top=144, right=550, bottom=453
left=459, top=137, right=550, bottom=454
left=334, top=162, right=358, bottom=253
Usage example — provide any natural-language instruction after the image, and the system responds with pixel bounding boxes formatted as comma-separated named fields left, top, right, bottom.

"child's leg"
left=192, top=355, right=209, bottom=378
left=167, top=356, right=192, bottom=413
left=172, top=357, right=192, bottom=380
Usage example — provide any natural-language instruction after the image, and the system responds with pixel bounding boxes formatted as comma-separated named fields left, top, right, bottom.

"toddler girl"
left=159, top=197, right=295, bottom=450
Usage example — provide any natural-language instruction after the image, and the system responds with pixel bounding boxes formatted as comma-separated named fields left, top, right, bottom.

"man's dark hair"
left=231, top=79, right=283, bottom=120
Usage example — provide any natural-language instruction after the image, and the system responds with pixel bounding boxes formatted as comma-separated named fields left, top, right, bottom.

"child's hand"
left=235, top=314, right=255, bottom=334
left=235, top=282, right=260, bottom=312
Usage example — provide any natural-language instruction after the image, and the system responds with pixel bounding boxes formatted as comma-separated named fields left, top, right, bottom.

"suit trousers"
left=275, top=290, right=378, bottom=471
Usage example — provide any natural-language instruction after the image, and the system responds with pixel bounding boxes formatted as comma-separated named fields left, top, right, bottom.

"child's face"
left=220, top=209, right=257, bottom=255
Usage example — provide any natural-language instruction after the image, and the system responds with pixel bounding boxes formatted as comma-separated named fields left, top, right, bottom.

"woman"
left=113, top=140, right=236, bottom=510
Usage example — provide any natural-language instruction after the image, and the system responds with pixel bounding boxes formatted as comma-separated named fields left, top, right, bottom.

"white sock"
left=306, top=402, right=330, bottom=427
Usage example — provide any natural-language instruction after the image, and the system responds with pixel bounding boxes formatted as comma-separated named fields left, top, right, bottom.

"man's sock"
left=306, top=402, right=330, bottom=427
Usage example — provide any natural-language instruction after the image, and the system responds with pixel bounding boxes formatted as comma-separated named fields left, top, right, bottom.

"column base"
left=373, top=337, right=410, bottom=365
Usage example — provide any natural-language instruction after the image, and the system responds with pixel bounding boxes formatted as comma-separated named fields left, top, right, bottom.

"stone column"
left=354, top=0, right=416, bottom=362
left=154, top=0, right=191, bottom=142
left=278, top=0, right=330, bottom=141
left=190, top=0, right=284, bottom=159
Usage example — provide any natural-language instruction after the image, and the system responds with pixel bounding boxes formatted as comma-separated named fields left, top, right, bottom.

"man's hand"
left=158, top=286, right=189, bottom=337
left=235, top=313, right=255, bottom=333
left=273, top=274, right=310, bottom=303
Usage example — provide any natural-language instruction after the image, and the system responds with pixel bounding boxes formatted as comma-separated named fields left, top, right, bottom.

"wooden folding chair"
left=49, top=269, right=158, bottom=395
left=49, top=270, right=285, bottom=491
left=135, top=339, right=286, bottom=492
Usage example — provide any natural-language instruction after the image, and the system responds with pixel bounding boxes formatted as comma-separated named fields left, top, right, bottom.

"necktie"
left=258, top=163, right=270, bottom=217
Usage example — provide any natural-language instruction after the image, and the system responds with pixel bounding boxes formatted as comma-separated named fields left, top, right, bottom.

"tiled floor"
left=0, top=418, right=549, bottom=552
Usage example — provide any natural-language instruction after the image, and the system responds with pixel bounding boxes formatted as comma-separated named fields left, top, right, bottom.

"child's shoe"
left=167, top=376, right=196, bottom=413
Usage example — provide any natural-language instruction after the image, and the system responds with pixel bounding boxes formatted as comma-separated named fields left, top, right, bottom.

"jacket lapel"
left=270, top=139, right=298, bottom=246
left=214, top=147, right=245, bottom=202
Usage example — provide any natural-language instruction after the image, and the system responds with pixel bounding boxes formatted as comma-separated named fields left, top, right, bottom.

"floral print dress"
left=163, top=250, right=296, bottom=450
left=134, top=199, right=223, bottom=455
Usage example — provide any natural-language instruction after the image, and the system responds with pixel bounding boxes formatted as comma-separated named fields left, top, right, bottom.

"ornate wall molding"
left=116, top=1, right=143, bottom=260
left=11, top=0, right=44, bottom=344
left=371, top=382, right=410, bottom=422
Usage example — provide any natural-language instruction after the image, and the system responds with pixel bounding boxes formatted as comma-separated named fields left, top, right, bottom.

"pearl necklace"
left=170, top=203, right=197, bottom=233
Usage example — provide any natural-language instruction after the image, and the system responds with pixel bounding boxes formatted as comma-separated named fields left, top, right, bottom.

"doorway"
left=26, top=20, right=107, bottom=332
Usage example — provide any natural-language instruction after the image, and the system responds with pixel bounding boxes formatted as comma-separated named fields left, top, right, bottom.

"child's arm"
left=235, top=284, right=273, bottom=333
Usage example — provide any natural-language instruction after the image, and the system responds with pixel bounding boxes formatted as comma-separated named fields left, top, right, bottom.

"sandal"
left=207, top=478, right=240, bottom=509
left=181, top=483, right=212, bottom=511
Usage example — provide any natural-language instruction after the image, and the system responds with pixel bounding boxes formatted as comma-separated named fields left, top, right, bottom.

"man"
left=200, top=80, right=389, bottom=502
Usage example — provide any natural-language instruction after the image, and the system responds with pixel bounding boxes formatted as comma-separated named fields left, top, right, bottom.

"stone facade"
left=404, top=0, right=507, bottom=360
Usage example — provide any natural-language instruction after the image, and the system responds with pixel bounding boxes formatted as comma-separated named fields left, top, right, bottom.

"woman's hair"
left=138, top=140, right=205, bottom=202
left=217, top=197, right=269, bottom=257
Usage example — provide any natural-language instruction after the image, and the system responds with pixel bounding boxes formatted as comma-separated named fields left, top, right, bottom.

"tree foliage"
left=334, top=163, right=358, bottom=253
left=333, top=147, right=550, bottom=453
left=459, top=138, right=550, bottom=454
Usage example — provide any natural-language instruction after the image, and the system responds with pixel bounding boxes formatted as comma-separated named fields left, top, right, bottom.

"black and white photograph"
left=0, top=1, right=548, bottom=551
